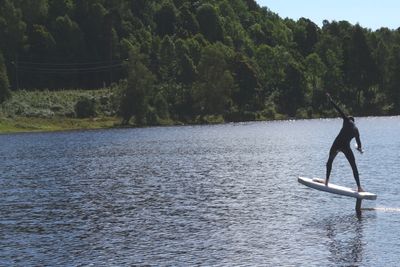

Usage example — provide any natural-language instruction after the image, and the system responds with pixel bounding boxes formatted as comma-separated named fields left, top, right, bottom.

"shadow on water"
left=320, top=212, right=376, bottom=266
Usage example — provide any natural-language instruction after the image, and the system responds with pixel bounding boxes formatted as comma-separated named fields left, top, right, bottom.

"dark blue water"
left=1, top=117, right=400, bottom=266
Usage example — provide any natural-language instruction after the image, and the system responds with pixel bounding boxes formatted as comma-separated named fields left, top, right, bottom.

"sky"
left=256, top=0, right=400, bottom=30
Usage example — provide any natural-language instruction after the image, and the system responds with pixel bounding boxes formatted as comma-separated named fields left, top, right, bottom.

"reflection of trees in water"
left=324, top=214, right=365, bottom=266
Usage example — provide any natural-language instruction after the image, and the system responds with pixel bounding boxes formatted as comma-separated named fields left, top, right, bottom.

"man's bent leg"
left=343, top=147, right=363, bottom=191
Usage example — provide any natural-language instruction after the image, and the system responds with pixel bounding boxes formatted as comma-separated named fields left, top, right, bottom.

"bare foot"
left=357, top=187, right=365, bottom=192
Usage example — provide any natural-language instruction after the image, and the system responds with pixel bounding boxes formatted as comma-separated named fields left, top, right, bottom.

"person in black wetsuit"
left=325, top=93, right=364, bottom=192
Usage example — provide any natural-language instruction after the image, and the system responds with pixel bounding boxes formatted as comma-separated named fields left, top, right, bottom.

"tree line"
left=1, top=0, right=400, bottom=125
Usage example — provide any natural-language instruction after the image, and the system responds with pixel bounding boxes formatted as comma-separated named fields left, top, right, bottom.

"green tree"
left=373, top=39, right=389, bottom=85
left=159, top=35, right=176, bottom=82
left=387, top=45, right=400, bottom=113
left=263, top=19, right=292, bottom=47
left=196, top=4, right=223, bottom=42
left=304, top=53, right=326, bottom=111
left=224, top=20, right=250, bottom=51
left=232, top=54, right=261, bottom=111
left=177, top=3, right=199, bottom=37
left=277, top=62, right=307, bottom=117
left=193, top=45, right=234, bottom=115
left=130, top=0, right=156, bottom=27
left=153, top=90, right=170, bottom=120
left=315, top=32, right=344, bottom=99
left=345, top=24, right=378, bottom=108
left=249, top=23, right=266, bottom=45
left=255, top=45, right=293, bottom=92
left=24, top=25, right=56, bottom=88
left=154, top=1, right=177, bottom=36
left=18, top=0, right=49, bottom=25
left=323, top=49, right=345, bottom=100
left=48, top=0, right=74, bottom=18
left=175, top=39, right=196, bottom=84
left=186, top=36, right=203, bottom=65
left=75, top=1, right=108, bottom=61
left=148, top=36, right=161, bottom=79
left=120, top=47, right=155, bottom=125
left=291, top=18, right=319, bottom=56
left=0, top=51, right=10, bottom=103
left=0, top=0, right=26, bottom=57
left=172, top=0, right=185, bottom=8
left=229, top=0, right=255, bottom=28
left=52, top=15, right=84, bottom=60
left=243, top=0, right=259, bottom=11
left=29, top=24, right=56, bottom=59
left=178, top=54, right=196, bottom=85
left=218, top=0, right=238, bottom=21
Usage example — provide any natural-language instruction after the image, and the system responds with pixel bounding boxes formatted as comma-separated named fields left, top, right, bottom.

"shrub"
left=75, top=97, right=97, bottom=118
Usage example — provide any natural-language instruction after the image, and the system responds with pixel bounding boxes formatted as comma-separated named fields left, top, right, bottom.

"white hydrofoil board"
left=298, top=177, right=377, bottom=200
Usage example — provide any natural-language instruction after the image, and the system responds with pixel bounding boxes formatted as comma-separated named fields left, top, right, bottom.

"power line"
left=14, top=59, right=128, bottom=75
left=17, top=59, right=127, bottom=66
left=17, top=63, right=125, bottom=73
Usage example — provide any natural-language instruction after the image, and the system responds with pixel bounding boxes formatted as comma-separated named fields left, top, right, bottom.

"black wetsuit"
left=326, top=98, right=362, bottom=188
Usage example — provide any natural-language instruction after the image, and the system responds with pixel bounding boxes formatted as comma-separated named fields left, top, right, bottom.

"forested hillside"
left=1, top=0, right=400, bottom=125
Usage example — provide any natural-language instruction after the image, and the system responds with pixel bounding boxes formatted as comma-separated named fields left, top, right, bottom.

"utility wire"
left=18, top=63, right=124, bottom=72
left=17, top=59, right=126, bottom=66
left=15, top=59, right=127, bottom=74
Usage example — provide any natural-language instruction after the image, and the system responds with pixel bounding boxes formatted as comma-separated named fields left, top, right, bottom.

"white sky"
left=256, top=0, right=400, bottom=30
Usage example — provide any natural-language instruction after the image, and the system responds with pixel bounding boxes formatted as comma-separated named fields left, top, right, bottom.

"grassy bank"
left=0, top=116, right=119, bottom=133
left=0, top=88, right=121, bottom=134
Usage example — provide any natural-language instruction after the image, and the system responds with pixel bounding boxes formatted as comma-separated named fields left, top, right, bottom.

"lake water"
left=1, top=117, right=400, bottom=266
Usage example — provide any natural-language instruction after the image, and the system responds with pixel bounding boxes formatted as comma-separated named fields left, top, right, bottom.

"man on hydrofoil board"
left=325, top=93, right=364, bottom=192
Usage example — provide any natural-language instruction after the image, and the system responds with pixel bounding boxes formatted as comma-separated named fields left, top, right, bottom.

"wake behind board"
left=298, top=177, right=377, bottom=200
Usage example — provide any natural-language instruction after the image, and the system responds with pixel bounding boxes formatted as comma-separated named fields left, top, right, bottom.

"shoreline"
left=2, top=114, right=390, bottom=135
left=0, top=115, right=272, bottom=134
left=0, top=116, right=120, bottom=134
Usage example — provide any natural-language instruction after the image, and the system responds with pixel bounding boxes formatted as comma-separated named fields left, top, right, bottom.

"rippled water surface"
left=1, top=117, right=400, bottom=266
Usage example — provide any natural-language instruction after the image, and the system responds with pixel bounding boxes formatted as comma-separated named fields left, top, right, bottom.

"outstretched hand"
left=356, top=146, right=364, bottom=154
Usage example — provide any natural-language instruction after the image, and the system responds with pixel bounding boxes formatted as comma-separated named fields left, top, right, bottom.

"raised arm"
left=326, top=93, right=346, bottom=119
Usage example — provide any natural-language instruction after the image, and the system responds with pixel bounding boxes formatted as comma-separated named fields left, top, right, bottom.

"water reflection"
left=322, top=213, right=374, bottom=266
left=2, top=118, right=400, bottom=265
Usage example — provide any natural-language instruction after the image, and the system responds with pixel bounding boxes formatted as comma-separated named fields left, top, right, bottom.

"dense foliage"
left=0, top=52, right=10, bottom=103
left=1, top=0, right=400, bottom=124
